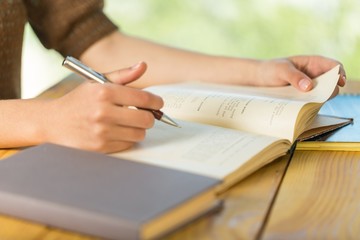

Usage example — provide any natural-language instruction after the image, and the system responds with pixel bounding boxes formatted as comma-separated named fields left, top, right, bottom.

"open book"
left=113, top=65, right=349, bottom=191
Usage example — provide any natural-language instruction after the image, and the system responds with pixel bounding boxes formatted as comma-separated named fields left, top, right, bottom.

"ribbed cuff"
left=57, top=11, right=118, bottom=58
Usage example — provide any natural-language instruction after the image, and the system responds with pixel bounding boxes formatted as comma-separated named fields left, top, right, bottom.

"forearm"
left=0, top=99, right=49, bottom=148
left=80, top=31, right=261, bottom=88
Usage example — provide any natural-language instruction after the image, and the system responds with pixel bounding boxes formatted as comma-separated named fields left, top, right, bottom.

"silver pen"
left=62, top=56, right=180, bottom=128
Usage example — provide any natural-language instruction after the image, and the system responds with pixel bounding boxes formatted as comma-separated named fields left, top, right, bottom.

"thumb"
left=104, top=62, right=147, bottom=85
left=284, top=67, right=313, bottom=92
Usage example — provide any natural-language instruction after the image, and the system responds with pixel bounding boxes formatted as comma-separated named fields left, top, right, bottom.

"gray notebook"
left=0, top=143, right=221, bottom=240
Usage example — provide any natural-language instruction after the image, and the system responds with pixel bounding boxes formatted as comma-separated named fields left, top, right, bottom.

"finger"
left=89, top=127, right=147, bottom=153
left=104, top=62, right=147, bottom=85
left=96, top=125, right=148, bottom=143
left=82, top=126, right=147, bottom=153
left=280, top=65, right=314, bottom=91
left=289, top=55, right=333, bottom=77
left=99, top=84, right=164, bottom=110
left=95, top=104, right=156, bottom=129
left=95, top=141, right=135, bottom=154
left=338, top=64, right=346, bottom=87
left=102, top=141, right=135, bottom=154
left=310, top=58, right=346, bottom=87
left=289, top=55, right=346, bottom=87
left=307, top=59, right=346, bottom=87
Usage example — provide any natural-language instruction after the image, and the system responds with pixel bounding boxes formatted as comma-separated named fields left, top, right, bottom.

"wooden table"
left=1, top=78, right=359, bottom=240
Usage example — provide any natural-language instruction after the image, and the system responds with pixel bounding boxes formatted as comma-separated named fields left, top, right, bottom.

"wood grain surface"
left=263, top=150, right=360, bottom=240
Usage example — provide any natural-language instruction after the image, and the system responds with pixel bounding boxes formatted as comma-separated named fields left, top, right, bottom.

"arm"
left=0, top=1, right=167, bottom=153
left=80, top=31, right=346, bottom=91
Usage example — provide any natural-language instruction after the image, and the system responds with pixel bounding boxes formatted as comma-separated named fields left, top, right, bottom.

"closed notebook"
left=296, top=94, right=360, bottom=151
left=0, top=143, right=221, bottom=240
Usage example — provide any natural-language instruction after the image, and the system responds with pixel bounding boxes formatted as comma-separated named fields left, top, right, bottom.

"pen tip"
left=161, top=114, right=181, bottom=128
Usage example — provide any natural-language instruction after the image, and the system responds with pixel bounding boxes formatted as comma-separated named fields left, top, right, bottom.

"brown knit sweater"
left=0, top=0, right=117, bottom=99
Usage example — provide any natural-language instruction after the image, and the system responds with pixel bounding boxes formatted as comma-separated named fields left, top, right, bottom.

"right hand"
left=41, top=62, right=164, bottom=153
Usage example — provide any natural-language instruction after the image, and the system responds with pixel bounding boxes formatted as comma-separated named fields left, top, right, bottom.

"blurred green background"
left=22, top=0, right=360, bottom=98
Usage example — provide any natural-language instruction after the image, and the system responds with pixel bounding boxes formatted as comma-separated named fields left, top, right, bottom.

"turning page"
left=146, top=66, right=340, bottom=141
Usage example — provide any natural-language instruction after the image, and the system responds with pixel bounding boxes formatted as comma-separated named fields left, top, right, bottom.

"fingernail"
left=342, top=75, right=346, bottom=83
left=299, top=78, right=311, bottom=91
left=130, top=62, right=142, bottom=70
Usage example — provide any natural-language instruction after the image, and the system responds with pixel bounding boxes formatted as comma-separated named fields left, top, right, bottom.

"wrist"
left=0, top=99, right=53, bottom=148
left=27, top=99, right=55, bottom=145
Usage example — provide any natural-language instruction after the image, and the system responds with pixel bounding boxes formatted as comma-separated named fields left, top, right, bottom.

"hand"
left=255, top=55, right=346, bottom=92
left=41, top=62, right=164, bottom=153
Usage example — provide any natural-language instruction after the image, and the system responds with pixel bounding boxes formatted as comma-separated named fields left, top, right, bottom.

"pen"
left=62, top=56, right=180, bottom=128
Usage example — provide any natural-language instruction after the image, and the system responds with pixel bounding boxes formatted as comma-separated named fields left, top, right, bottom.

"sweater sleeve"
left=24, top=0, right=118, bottom=58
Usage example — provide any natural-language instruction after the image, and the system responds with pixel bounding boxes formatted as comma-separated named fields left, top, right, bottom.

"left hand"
left=254, top=55, right=346, bottom=92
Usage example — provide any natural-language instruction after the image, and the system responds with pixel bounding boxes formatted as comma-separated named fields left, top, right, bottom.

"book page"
left=146, top=66, right=340, bottom=141
left=148, top=87, right=302, bottom=141
left=112, top=120, right=289, bottom=180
